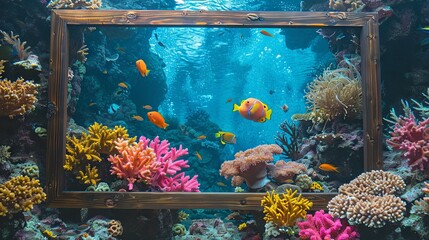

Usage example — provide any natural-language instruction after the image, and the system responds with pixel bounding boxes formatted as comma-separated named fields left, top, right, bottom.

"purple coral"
left=297, top=210, right=359, bottom=240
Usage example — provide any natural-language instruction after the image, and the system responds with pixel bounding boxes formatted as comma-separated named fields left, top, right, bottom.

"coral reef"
left=47, top=0, right=102, bottom=9
left=261, top=189, right=313, bottom=228
left=328, top=170, right=406, bottom=228
left=329, top=0, right=365, bottom=12
left=65, top=122, right=136, bottom=186
left=219, top=144, right=282, bottom=190
left=297, top=209, right=359, bottom=240
left=0, top=175, right=46, bottom=217
left=0, top=30, right=31, bottom=60
left=268, top=160, right=307, bottom=183
left=423, top=182, right=429, bottom=210
left=0, top=78, right=40, bottom=118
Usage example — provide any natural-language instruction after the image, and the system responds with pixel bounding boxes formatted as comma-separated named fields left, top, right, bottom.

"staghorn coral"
left=328, top=170, right=406, bottom=228
left=329, top=0, right=365, bottom=12
left=298, top=209, right=359, bottom=240
left=261, top=189, right=313, bottom=228
left=220, top=144, right=282, bottom=189
left=293, top=59, right=362, bottom=127
left=0, top=78, right=40, bottom=118
left=65, top=122, right=135, bottom=186
left=0, top=30, right=31, bottom=60
left=47, top=0, right=102, bottom=9
left=0, top=175, right=46, bottom=217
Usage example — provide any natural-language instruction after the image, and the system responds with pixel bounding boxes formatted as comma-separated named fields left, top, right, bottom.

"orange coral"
left=0, top=78, right=39, bottom=118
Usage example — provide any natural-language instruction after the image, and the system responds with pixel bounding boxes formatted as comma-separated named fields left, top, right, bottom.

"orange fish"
left=195, top=151, right=202, bottom=160
left=147, top=111, right=169, bottom=129
left=260, top=30, right=273, bottom=37
left=226, top=98, right=232, bottom=103
left=233, top=98, right=272, bottom=123
left=142, top=105, right=153, bottom=110
left=136, top=59, right=150, bottom=77
left=319, top=163, right=339, bottom=173
left=118, top=82, right=128, bottom=89
left=132, top=115, right=144, bottom=121
left=196, top=135, right=206, bottom=140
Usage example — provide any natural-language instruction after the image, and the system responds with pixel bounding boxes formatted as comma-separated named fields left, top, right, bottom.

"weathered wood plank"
left=53, top=10, right=376, bottom=27
left=48, top=192, right=335, bottom=210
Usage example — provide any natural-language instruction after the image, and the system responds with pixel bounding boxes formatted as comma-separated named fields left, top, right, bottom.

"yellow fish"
left=195, top=151, right=202, bottom=160
left=217, top=182, right=226, bottom=187
left=136, top=59, right=150, bottom=77
left=132, top=115, right=144, bottom=121
left=118, top=82, right=128, bottom=89
left=215, top=131, right=236, bottom=145
left=319, top=163, right=339, bottom=173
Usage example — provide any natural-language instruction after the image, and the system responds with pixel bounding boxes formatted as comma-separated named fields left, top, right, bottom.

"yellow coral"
left=76, top=164, right=100, bottom=186
left=0, top=78, right=40, bottom=118
left=178, top=210, right=189, bottom=222
left=65, top=122, right=135, bottom=186
left=0, top=175, right=46, bottom=217
left=261, top=189, right=313, bottom=227
left=238, top=222, right=247, bottom=231
left=310, top=182, right=324, bottom=191
left=0, top=60, right=6, bottom=77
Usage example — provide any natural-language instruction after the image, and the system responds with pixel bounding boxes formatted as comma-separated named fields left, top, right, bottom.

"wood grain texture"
left=53, top=10, right=376, bottom=27
left=47, top=10, right=381, bottom=209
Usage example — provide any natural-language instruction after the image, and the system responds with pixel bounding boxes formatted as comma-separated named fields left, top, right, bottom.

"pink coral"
left=268, top=160, right=307, bottom=183
left=219, top=144, right=282, bottom=189
left=297, top=210, right=359, bottom=240
left=109, top=136, right=200, bottom=192
left=386, top=114, right=429, bottom=172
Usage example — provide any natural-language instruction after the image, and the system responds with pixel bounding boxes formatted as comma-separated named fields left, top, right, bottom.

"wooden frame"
left=47, top=10, right=381, bottom=210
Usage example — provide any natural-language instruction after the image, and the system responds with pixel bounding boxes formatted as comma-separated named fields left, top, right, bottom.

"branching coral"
left=293, top=58, right=362, bottom=127
left=328, top=170, right=406, bottom=228
left=261, top=189, right=313, bottom=227
left=0, top=30, right=31, bottom=60
left=298, top=210, right=359, bottom=240
left=220, top=144, right=282, bottom=189
left=47, top=0, right=102, bottom=9
left=0, top=60, right=6, bottom=77
left=65, top=122, right=135, bottom=186
left=0, top=78, right=40, bottom=118
left=0, top=175, right=46, bottom=217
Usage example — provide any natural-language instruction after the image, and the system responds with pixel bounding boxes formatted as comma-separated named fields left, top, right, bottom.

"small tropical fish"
left=217, top=182, right=227, bottom=187
left=88, top=102, right=97, bottom=107
left=215, top=131, right=237, bottom=145
left=225, top=98, right=232, bottom=103
left=108, top=103, right=120, bottom=114
left=196, top=135, right=206, bottom=140
left=281, top=104, right=289, bottom=113
left=319, top=163, right=339, bottom=173
left=142, top=105, right=153, bottom=110
left=147, top=111, right=169, bottom=129
left=114, top=89, right=128, bottom=97
left=260, top=30, right=273, bottom=37
left=103, top=70, right=108, bottom=74
left=269, top=90, right=275, bottom=95
left=420, top=26, right=429, bottom=32
left=132, top=115, right=144, bottom=121
left=136, top=59, right=150, bottom=77
left=158, top=41, right=167, bottom=48
left=195, top=151, right=202, bottom=160
left=118, top=82, right=128, bottom=89
left=233, top=98, right=272, bottom=123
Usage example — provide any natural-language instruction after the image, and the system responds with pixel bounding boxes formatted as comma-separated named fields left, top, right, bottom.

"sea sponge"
left=0, top=78, right=40, bottom=118
left=261, top=189, right=313, bottom=227
left=0, top=175, right=46, bottom=217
